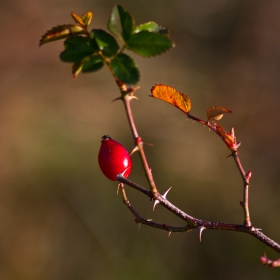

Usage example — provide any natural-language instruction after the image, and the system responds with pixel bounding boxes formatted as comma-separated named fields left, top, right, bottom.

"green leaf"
left=126, top=31, right=173, bottom=57
left=39, top=24, right=85, bottom=46
left=60, top=36, right=96, bottom=63
left=107, top=5, right=134, bottom=41
left=90, top=29, right=119, bottom=57
left=72, top=54, right=104, bottom=78
left=82, top=55, right=104, bottom=72
left=134, top=21, right=169, bottom=35
left=110, top=53, right=139, bottom=84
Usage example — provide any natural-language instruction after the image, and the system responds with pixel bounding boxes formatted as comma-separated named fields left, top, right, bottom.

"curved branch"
left=117, top=175, right=280, bottom=254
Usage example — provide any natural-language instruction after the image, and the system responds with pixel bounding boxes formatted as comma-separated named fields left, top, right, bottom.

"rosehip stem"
left=119, top=85, right=158, bottom=194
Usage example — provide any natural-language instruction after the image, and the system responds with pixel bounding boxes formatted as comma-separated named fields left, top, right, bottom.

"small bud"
left=246, top=171, right=252, bottom=180
left=230, top=127, right=235, bottom=137
left=260, top=255, right=268, bottom=265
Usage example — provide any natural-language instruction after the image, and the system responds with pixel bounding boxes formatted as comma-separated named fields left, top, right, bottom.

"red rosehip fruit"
left=98, top=135, right=132, bottom=181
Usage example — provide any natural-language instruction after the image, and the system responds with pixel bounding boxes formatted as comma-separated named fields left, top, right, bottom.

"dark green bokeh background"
left=1, top=0, right=280, bottom=279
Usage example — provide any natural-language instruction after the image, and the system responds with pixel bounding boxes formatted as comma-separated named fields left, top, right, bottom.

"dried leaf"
left=151, top=84, right=191, bottom=114
left=207, top=106, right=232, bottom=121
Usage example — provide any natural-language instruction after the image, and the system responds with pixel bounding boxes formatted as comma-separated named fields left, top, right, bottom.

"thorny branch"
left=116, top=91, right=280, bottom=264
left=117, top=175, right=280, bottom=254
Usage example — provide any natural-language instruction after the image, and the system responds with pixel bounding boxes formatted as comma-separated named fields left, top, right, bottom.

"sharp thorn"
left=117, top=183, right=121, bottom=195
left=128, top=95, right=138, bottom=102
left=130, top=146, right=139, bottom=155
left=236, top=141, right=241, bottom=149
left=153, top=200, right=160, bottom=211
left=226, top=153, right=233, bottom=159
left=168, top=231, right=172, bottom=237
left=253, top=227, right=262, bottom=231
left=111, top=96, right=122, bottom=103
left=198, top=226, right=206, bottom=242
left=162, top=187, right=172, bottom=199
left=143, top=142, right=154, bottom=147
left=138, top=222, right=142, bottom=231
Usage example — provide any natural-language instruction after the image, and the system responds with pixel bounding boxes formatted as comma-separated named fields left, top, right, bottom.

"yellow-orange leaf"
left=71, top=12, right=85, bottom=26
left=81, top=12, right=93, bottom=26
left=151, top=84, right=191, bottom=114
left=207, top=106, right=232, bottom=121
left=71, top=11, right=93, bottom=27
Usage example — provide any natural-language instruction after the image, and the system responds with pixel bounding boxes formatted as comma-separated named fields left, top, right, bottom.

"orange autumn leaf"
left=207, top=106, right=232, bottom=121
left=151, top=84, right=191, bottom=114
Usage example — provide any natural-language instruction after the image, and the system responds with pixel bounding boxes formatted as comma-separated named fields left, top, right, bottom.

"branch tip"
left=246, top=171, right=252, bottom=181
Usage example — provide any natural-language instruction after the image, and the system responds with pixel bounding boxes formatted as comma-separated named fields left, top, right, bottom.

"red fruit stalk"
left=98, top=135, right=132, bottom=181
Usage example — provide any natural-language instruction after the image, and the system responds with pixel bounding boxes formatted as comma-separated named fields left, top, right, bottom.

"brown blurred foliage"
left=1, top=0, right=280, bottom=279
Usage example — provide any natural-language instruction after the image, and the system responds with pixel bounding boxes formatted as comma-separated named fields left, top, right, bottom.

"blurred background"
left=1, top=0, right=280, bottom=279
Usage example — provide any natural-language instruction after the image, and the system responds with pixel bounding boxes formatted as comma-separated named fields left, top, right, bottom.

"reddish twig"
left=116, top=83, right=158, bottom=195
